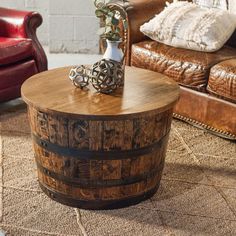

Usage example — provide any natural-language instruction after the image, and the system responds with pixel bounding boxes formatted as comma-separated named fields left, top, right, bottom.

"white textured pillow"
left=194, top=0, right=236, bottom=15
left=140, top=1, right=236, bottom=52
left=193, top=0, right=227, bottom=10
left=228, top=0, right=236, bottom=14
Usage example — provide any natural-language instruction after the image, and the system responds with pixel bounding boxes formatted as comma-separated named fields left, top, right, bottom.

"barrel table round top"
left=21, top=66, right=179, bottom=209
left=21, top=66, right=179, bottom=118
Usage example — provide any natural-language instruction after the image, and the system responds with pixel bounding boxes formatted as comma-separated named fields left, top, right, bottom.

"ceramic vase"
left=103, top=39, right=124, bottom=62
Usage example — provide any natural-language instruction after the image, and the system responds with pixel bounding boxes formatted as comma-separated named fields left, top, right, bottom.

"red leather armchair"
left=0, top=7, right=47, bottom=102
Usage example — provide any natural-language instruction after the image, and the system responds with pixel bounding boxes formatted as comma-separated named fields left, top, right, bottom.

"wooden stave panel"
left=28, top=107, right=173, bottom=149
left=38, top=181, right=161, bottom=210
left=37, top=164, right=163, bottom=201
left=28, top=106, right=172, bottom=208
left=35, top=129, right=168, bottom=199
left=33, top=132, right=168, bottom=180
left=34, top=136, right=167, bottom=188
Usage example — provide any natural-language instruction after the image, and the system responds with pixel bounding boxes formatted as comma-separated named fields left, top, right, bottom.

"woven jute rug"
left=0, top=104, right=235, bottom=236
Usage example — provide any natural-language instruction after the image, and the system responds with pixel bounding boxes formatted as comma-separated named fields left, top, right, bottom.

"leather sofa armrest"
left=123, top=0, right=166, bottom=65
left=0, top=7, right=47, bottom=71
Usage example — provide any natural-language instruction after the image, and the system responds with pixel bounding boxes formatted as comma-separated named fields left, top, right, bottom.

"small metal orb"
left=69, top=65, right=89, bottom=89
left=90, top=59, right=124, bottom=94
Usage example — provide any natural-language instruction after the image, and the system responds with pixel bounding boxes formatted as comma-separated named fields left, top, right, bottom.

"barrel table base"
left=28, top=106, right=173, bottom=209
left=39, top=182, right=160, bottom=209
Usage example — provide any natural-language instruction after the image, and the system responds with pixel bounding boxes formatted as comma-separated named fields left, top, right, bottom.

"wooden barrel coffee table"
left=21, top=66, right=179, bottom=209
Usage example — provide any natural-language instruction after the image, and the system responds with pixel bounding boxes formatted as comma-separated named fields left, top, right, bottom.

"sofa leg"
left=173, top=113, right=236, bottom=141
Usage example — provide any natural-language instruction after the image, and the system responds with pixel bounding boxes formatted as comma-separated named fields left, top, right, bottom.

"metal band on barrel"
left=32, top=131, right=169, bottom=160
left=36, top=160, right=164, bottom=188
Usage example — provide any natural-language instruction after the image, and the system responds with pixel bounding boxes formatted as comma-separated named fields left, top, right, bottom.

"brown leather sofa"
left=122, top=0, right=236, bottom=140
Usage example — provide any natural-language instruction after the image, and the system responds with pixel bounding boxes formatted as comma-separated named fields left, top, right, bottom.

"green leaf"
left=116, top=27, right=121, bottom=33
left=94, top=0, right=103, bottom=7
left=123, top=20, right=128, bottom=29
left=95, top=9, right=104, bottom=17
left=111, top=17, right=119, bottom=26
left=107, top=11, right=114, bottom=17
left=104, top=0, right=112, bottom=4
left=105, top=17, right=112, bottom=24
left=96, top=2, right=105, bottom=8
left=97, top=27, right=106, bottom=35
left=94, top=0, right=128, bottom=40
left=112, top=34, right=121, bottom=41
left=105, top=26, right=112, bottom=33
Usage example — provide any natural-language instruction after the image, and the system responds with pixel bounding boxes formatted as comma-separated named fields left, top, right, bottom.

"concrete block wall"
left=0, top=0, right=100, bottom=53
left=49, top=0, right=99, bottom=53
left=0, top=0, right=49, bottom=46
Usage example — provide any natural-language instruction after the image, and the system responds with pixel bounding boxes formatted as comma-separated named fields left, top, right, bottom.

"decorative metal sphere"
left=69, top=65, right=89, bottom=89
left=90, top=59, right=124, bottom=94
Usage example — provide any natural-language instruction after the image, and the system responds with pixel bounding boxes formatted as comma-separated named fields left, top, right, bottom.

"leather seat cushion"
left=207, top=59, right=236, bottom=103
left=131, top=40, right=236, bottom=91
left=0, top=59, right=37, bottom=89
left=0, top=37, right=33, bottom=66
